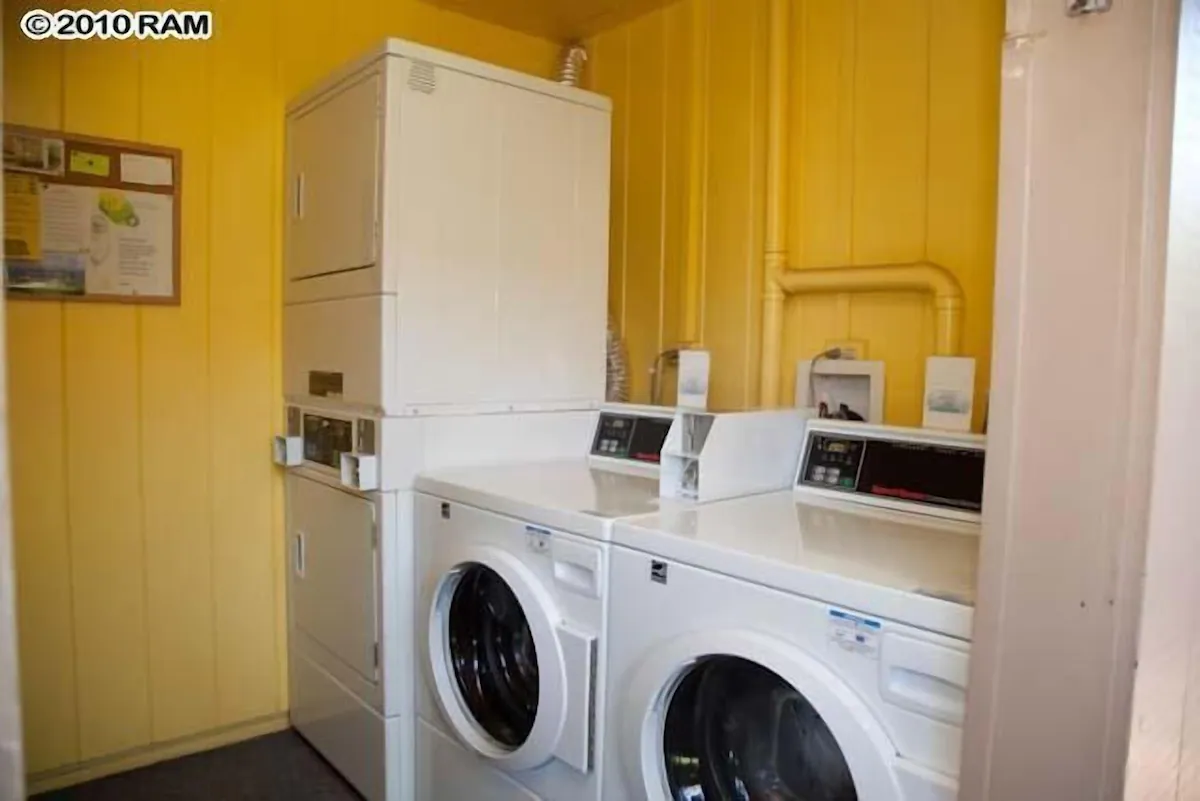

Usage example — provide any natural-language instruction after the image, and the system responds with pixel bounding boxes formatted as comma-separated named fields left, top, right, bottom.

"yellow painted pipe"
left=759, top=0, right=792, bottom=407
left=775, top=261, right=964, bottom=355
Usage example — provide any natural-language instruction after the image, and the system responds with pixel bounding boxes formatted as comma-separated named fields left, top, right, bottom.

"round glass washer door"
left=445, top=563, right=539, bottom=749
left=427, top=547, right=570, bottom=773
left=661, top=656, right=858, bottom=801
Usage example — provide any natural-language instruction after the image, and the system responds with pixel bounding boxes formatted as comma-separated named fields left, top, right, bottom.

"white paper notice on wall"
left=677, top=350, right=711, bottom=410
left=120, top=153, right=174, bottom=187
left=923, top=356, right=976, bottom=432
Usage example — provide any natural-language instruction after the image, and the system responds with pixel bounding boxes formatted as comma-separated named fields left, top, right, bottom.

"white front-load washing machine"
left=412, top=406, right=814, bottom=801
left=603, top=421, right=986, bottom=801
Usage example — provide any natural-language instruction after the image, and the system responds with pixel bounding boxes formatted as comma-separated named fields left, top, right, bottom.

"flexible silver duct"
left=557, top=42, right=588, bottom=87
left=606, top=317, right=629, bottom=402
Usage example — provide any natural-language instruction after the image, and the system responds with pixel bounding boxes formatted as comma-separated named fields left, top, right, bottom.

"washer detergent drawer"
left=284, top=294, right=396, bottom=411
left=289, top=474, right=379, bottom=683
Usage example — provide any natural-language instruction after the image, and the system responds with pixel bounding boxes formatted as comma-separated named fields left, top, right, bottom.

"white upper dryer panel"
left=283, top=39, right=610, bottom=415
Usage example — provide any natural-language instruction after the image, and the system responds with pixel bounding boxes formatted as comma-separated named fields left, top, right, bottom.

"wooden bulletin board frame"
left=2, top=124, right=182, bottom=305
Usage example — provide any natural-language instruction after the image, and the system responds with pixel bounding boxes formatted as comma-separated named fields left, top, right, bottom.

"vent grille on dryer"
left=408, top=61, right=437, bottom=94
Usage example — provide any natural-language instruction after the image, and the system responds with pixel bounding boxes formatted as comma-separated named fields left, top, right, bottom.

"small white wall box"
left=660, top=409, right=816, bottom=502
left=795, top=359, right=885, bottom=424
left=340, top=452, right=379, bottom=492
left=923, top=356, right=976, bottom=433
left=273, top=435, right=304, bottom=467
left=677, top=349, right=711, bottom=410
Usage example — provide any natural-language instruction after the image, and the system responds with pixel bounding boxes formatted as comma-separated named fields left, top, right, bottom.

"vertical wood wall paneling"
left=332, top=0, right=384, bottom=69
left=281, top=0, right=334, bottom=101
left=851, top=0, right=929, bottom=265
left=739, top=0, right=768, bottom=408
left=588, top=26, right=630, bottom=337
left=61, top=0, right=152, bottom=761
left=927, top=0, right=1003, bottom=429
left=267, top=0, right=290, bottom=716
left=2, top=0, right=78, bottom=774
left=597, top=0, right=1001, bottom=423
left=701, top=0, right=764, bottom=409
left=791, top=0, right=854, bottom=269
left=782, top=0, right=853, bottom=403
left=844, top=0, right=932, bottom=426
left=139, top=0, right=217, bottom=743
left=623, top=11, right=667, bottom=403
left=661, top=0, right=692, bottom=399
left=691, top=0, right=711, bottom=346
left=209, top=0, right=282, bottom=726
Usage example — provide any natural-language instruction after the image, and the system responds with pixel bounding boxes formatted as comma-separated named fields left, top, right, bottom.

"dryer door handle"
left=294, top=531, right=306, bottom=579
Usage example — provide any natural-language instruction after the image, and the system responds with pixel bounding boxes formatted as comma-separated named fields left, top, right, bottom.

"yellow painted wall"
left=591, top=0, right=1003, bottom=423
left=3, top=0, right=557, bottom=781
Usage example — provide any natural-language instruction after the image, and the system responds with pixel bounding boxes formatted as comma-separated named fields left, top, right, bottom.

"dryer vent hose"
left=606, top=317, right=629, bottom=403
left=557, top=43, right=589, bottom=87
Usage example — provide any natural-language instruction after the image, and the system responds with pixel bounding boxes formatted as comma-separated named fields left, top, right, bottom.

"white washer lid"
left=417, top=460, right=664, bottom=541
left=612, top=491, right=980, bottom=640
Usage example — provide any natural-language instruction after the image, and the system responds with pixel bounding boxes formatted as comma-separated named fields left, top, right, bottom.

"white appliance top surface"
left=416, top=460, right=666, bottom=541
left=612, top=491, right=980, bottom=640
left=289, top=38, right=612, bottom=113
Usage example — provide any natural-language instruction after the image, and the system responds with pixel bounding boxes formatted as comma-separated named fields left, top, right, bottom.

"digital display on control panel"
left=591, top=413, right=672, bottom=464
left=800, top=434, right=985, bottom=512
left=303, top=414, right=354, bottom=469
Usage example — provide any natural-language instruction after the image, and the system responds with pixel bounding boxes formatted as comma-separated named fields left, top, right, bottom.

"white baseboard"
left=27, top=712, right=290, bottom=795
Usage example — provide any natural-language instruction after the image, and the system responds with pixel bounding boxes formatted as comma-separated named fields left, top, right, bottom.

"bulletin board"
left=2, top=124, right=181, bottom=304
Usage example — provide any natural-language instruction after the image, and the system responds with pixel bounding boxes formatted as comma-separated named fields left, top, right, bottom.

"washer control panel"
left=590, top=411, right=672, bottom=464
left=803, top=435, right=865, bottom=491
left=799, top=427, right=986, bottom=514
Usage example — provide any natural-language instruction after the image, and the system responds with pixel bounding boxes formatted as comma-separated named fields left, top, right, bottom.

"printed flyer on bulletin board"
left=2, top=125, right=181, bottom=304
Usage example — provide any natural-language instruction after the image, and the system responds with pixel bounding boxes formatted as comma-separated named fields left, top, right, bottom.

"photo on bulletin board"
left=2, top=124, right=181, bottom=304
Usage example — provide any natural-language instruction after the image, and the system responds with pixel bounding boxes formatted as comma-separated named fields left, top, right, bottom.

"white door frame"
left=0, top=5, right=27, bottom=794
left=961, top=1, right=1180, bottom=799
left=0, top=275, right=23, bottom=801
left=1123, top=0, right=1200, bottom=797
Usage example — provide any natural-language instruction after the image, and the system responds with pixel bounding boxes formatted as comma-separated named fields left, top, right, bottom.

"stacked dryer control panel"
left=275, top=39, right=612, bottom=801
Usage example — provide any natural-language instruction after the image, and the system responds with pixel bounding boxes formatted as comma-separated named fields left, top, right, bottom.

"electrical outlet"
left=824, top=340, right=867, bottom=360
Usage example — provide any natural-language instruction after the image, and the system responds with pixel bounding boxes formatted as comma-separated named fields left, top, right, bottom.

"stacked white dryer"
left=275, top=39, right=612, bottom=801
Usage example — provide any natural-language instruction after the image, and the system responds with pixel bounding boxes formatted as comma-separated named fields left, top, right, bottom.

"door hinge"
left=373, top=642, right=380, bottom=669
left=371, top=506, right=379, bottom=549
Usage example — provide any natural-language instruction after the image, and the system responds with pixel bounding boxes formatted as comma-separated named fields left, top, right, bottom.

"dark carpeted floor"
left=34, top=731, right=362, bottom=801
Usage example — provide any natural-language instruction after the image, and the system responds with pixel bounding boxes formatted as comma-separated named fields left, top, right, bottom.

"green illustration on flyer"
left=98, top=190, right=140, bottom=227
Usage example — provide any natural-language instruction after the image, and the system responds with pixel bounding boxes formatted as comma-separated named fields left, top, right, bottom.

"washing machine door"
left=622, top=630, right=904, bottom=801
left=427, top=545, right=594, bottom=773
